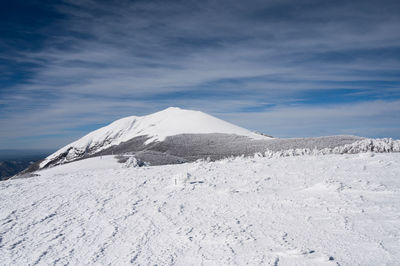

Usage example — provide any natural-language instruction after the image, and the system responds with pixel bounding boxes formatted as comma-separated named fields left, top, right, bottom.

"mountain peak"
left=162, top=106, right=182, bottom=111
left=153, top=106, right=202, bottom=115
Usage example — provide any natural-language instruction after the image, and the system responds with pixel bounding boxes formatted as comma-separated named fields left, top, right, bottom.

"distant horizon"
left=1, top=1, right=399, bottom=149
left=0, top=148, right=53, bottom=161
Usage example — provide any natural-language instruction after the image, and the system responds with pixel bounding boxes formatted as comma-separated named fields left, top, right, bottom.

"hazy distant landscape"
left=0, top=150, right=52, bottom=180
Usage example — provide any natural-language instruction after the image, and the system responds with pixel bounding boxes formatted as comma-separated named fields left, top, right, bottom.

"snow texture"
left=87, top=135, right=400, bottom=167
left=40, top=107, right=267, bottom=168
left=1, top=153, right=400, bottom=265
left=263, top=137, right=400, bottom=158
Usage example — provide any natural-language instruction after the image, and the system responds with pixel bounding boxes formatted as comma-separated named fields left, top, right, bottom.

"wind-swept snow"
left=2, top=153, right=400, bottom=265
left=40, top=107, right=267, bottom=168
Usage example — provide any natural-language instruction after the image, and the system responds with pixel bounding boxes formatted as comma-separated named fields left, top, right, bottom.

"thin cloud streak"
left=224, top=100, right=400, bottom=139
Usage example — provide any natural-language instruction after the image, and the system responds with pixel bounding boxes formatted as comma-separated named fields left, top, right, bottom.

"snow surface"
left=40, top=107, right=267, bottom=168
left=2, top=153, right=400, bottom=265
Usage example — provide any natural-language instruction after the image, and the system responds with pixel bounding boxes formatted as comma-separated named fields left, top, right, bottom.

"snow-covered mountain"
left=29, top=107, right=400, bottom=172
left=39, top=107, right=268, bottom=168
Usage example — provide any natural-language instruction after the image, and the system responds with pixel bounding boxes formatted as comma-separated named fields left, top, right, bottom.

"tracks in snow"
left=1, top=153, right=400, bottom=265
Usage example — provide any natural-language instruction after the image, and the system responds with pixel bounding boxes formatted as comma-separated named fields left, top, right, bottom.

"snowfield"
left=1, top=153, right=400, bottom=265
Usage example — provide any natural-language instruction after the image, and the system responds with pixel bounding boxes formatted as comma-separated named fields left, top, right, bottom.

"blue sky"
left=1, top=0, right=400, bottom=149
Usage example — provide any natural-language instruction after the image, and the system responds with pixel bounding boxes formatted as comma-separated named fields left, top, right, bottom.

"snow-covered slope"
left=40, top=107, right=267, bottom=168
left=2, top=153, right=400, bottom=265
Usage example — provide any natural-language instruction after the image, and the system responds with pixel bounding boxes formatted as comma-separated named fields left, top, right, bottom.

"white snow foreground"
left=1, top=154, right=400, bottom=265
left=40, top=107, right=267, bottom=168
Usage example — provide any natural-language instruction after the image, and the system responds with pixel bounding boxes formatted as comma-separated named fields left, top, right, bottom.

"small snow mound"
left=124, top=157, right=147, bottom=168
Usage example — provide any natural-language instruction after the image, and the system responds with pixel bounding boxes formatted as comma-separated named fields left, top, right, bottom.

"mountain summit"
left=39, top=107, right=267, bottom=168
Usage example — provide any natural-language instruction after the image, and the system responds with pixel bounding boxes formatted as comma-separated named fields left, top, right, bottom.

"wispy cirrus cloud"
left=1, top=0, right=400, bottom=149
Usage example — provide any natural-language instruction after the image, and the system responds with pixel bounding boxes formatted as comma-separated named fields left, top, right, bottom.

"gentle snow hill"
left=39, top=107, right=267, bottom=169
left=1, top=153, right=400, bottom=265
